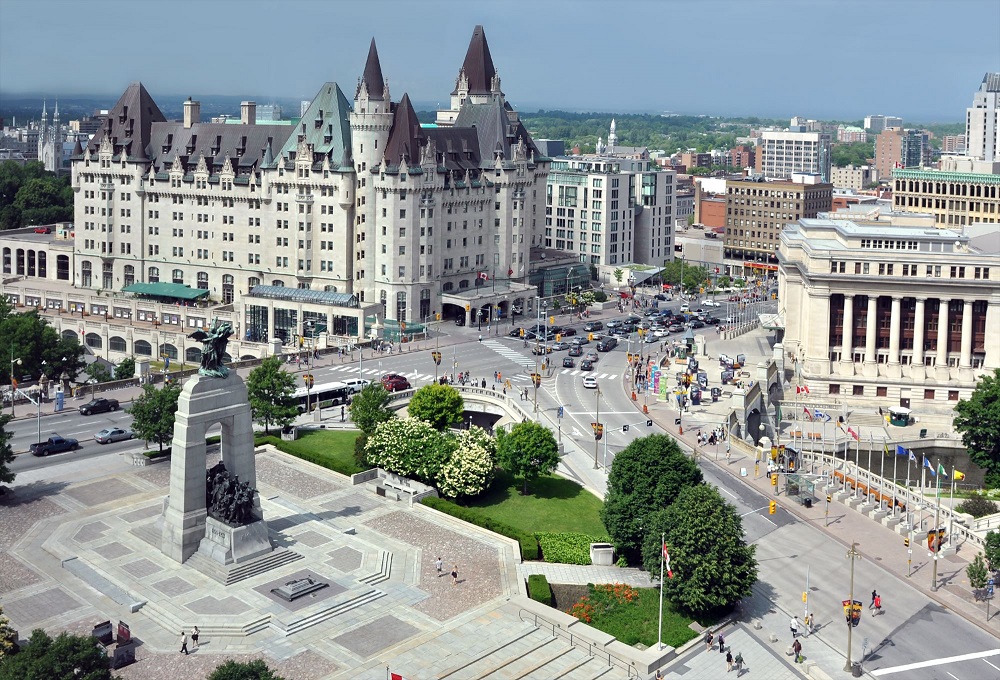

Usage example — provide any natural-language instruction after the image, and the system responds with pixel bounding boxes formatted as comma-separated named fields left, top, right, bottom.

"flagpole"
left=854, top=433, right=861, bottom=499
left=931, top=459, right=943, bottom=592
left=949, top=466, right=955, bottom=547
left=867, top=434, right=873, bottom=504
left=905, top=450, right=912, bottom=526
left=892, top=443, right=898, bottom=514
left=658, top=532, right=665, bottom=651
left=879, top=438, right=886, bottom=509
left=919, top=465, right=926, bottom=530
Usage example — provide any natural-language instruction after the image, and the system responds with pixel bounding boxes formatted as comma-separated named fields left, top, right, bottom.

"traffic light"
left=588, top=333, right=594, bottom=341
left=904, top=537, right=910, bottom=548
left=531, top=373, right=541, bottom=387
left=549, top=316, right=555, bottom=325
left=827, top=495, right=832, bottom=504
left=557, top=406, right=564, bottom=418
left=435, top=313, right=441, bottom=321
left=771, top=473, right=778, bottom=486
left=592, top=422, right=604, bottom=441
left=431, top=351, right=442, bottom=365
left=769, top=501, right=777, bottom=515
left=465, top=304, right=471, bottom=311
left=556, top=334, right=562, bottom=342
left=519, top=328, right=525, bottom=337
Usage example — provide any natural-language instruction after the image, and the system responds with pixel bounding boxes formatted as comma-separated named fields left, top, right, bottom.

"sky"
left=1, top=0, right=998, bottom=121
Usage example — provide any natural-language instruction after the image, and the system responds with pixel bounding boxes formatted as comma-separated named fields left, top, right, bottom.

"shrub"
left=956, top=492, right=999, bottom=518
left=421, top=496, right=539, bottom=560
left=593, top=290, right=608, bottom=303
left=437, top=427, right=496, bottom=499
left=527, top=574, right=553, bottom=605
left=353, top=432, right=369, bottom=468
left=536, top=532, right=611, bottom=565
left=255, top=435, right=362, bottom=477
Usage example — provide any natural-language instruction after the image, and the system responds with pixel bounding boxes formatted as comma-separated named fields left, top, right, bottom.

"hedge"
left=421, top=496, right=539, bottom=560
left=528, top=574, right=553, bottom=605
left=536, top=532, right=611, bottom=565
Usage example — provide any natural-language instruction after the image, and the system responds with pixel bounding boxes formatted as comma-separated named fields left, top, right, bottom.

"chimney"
left=241, top=101, right=256, bottom=126
left=183, top=97, right=200, bottom=129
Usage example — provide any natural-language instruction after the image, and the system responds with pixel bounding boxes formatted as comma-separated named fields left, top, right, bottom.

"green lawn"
left=570, top=584, right=699, bottom=648
left=258, top=429, right=363, bottom=476
left=464, top=471, right=607, bottom=536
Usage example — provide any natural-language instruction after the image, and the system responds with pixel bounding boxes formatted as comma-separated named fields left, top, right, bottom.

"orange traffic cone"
left=643, top=404, right=649, bottom=414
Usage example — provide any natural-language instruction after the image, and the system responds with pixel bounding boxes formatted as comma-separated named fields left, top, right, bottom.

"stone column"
left=911, top=297, right=927, bottom=381
left=985, top=301, right=1000, bottom=372
left=887, top=296, right=903, bottom=378
left=839, top=294, right=854, bottom=376
left=935, top=298, right=950, bottom=381
left=959, top=300, right=974, bottom=378
left=862, top=295, right=878, bottom=377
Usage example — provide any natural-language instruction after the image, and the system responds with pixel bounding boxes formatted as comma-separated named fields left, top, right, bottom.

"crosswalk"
left=320, top=363, right=438, bottom=383
left=481, top=340, right=536, bottom=370
left=561, top=368, right=618, bottom=380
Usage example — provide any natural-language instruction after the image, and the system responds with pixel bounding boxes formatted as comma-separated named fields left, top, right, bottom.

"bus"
left=292, top=380, right=352, bottom=413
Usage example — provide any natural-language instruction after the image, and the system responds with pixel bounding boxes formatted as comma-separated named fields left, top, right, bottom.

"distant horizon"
left=2, top=0, right=997, bottom=124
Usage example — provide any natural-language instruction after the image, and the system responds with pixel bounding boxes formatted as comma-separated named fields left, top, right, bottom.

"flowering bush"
left=365, top=417, right=450, bottom=483
left=567, top=597, right=595, bottom=624
left=437, top=426, right=496, bottom=498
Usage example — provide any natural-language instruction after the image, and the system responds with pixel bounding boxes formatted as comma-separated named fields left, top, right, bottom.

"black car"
left=508, top=327, right=523, bottom=337
left=79, top=398, right=119, bottom=416
left=580, top=360, right=595, bottom=371
left=559, top=327, right=577, bottom=337
left=562, top=357, right=575, bottom=368
left=689, top=320, right=706, bottom=329
left=596, top=337, right=618, bottom=351
left=654, top=294, right=667, bottom=301
left=455, top=316, right=466, bottom=326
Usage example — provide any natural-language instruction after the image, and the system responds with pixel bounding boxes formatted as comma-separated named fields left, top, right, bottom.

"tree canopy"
left=407, top=383, right=464, bottom=430
left=114, top=357, right=136, bottom=381
left=349, top=383, right=395, bottom=434
left=660, top=259, right=710, bottom=294
left=600, top=434, right=703, bottom=563
left=984, top=530, right=1000, bottom=573
left=437, top=426, right=496, bottom=498
left=642, top=484, right=758, bottom=619
left=831, top=141, right=874, bottom=167
left=0, top=303, right=85, bottom=387
left=954, top=368, right=1000, bottom=485
left=0, top=628, right=113, bottom=680
left=0, top=161, right=72, bottom=230
left=495, top=421, right=560, bottom=495
left=207, top=659, right=286, bottom=680
left=127, top=382, right=181, bottom=453
left=246, top=356, right=298, bottom=435
left=364, top=417, right=451, bottom=484
left=0, top=415, right=14, bottom=492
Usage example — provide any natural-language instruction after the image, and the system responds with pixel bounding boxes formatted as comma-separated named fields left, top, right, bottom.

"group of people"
left=434, top=557, right=460, bottom=585
left=696, top=427, right=725, bottom=448
left=698, top=629, right=744, bottom=675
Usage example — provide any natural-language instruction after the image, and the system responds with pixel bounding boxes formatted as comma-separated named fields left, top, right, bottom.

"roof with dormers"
left=452, top=98, right=542, bottom=164
left=84, top=82, right=166, bottom=161
left=452, top=25, right=497, bottom=95
left=146, top=121, right=294, bottom=175
left=274, top=82, right=352, bottom=170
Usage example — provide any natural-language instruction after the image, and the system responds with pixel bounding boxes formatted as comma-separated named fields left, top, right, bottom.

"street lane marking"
left=984, top=658, right=1000, bottom=672
left=871, top=649, right=1000, bottom=676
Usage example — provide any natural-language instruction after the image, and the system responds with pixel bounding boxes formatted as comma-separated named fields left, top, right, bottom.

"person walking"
left=726, top=650, right=734, bottom=672
left=718, top=632, right=725, bottom=653
left=435, top=557, right=443, bottom=577
left=873, top=593, right=882, bottom=616
left=179, top=630, right=189, bottom=655
left=340, top=405, right=345, bottom=422
left=793, top=638, right=803, bottom=663
left=191, top=626, right=199, bottom=649
left=790, top=615, right=799, bottom=639
left=704, top=630, right=714, bottom=652
left=451, top=564, right=459, bottom=586
left=870, top=589, right=878, bottom=609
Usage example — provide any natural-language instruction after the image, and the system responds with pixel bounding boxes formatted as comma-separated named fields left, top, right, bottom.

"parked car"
left=33, top=226, right=52, bottom=234
left=95, top=427, right=134, bottom=444
left=580, top=360, right=595, bottom=371
left=562, top=357, right=575, bottom=368
left=596, top=337, right=618, bottom=352
left=79, top=398, right=119, bottom=416
left=30, top=435, right=80, bottom=456
left=568, top=346, right=583, bottom=357
left=582, top=376, right=598, bottom=389
left=583, top=321, right=603, bottom=332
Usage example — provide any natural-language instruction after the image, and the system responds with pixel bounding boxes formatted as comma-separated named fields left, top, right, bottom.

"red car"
left=381, top=374, right=411, bottom=392
left=34, top=226, right=52, bottom=234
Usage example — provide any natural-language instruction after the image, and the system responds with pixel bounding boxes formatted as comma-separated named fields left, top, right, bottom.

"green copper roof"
left=893, top=168, right=1000, bottom=185
left=122, top=282, right=209, bottom=300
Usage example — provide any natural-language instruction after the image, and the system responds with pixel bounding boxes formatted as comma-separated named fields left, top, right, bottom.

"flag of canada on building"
left=477, top=272, right=489, bottom=280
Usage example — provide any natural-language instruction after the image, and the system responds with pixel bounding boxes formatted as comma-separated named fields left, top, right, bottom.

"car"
left=531, top=345, right=552, bottom=355
left=30, top=435, right=79, bottom=456
left=606, top=319, right=622, bottom=329
left=550, top=341, right=570, bottom=351
left=668, top=323, right=684, bottom=333
left=568, top=346, right=583, bottom=357
left=654, top=329, right=669, bottom=338
left=95, top=427, right=134, bottom=444
left=509, top=327, right=523, bottom=337
left=643, top=333, right=658, bottom=343
left=624, top=316, right=642, bottom=324
left=454, top=316, right=466, bottom=326
left=612, top=330, right=631, bottom=340
left=559, top=327, right=577, bottom=337
left=636, top=321, right=651, bottom=330
left=79, top=398, right=119, bottom=416
left=562, top=357, right=575, bottom=368
left=380, top=373, right=407, bottom=387
left=585, top=351, right=599, bottom=362
left=571, top=336, right=589, bottom=346
left=341, top=378, right=371, bottom=393
left=596, top=337, right=618, bottom=351
left=382, top=376, right=411, bottom=392
left=582, top=376, right=598, bottom=389
left=512, top=305, right=523, bottom=315
left=583, top=321, right=603, bottom=332
left=705, top=316, right=721, bottom=325
left=703, top=299, right=722, bottom=307
left=679, top=303, right=690, bottom=312
left=654, top=294, right=667, bottom=301
left=689, top=319, right=706, bottom=329
left=33, top=226, right=52, bottom=234
left=580, top=360, right=595, bottom=371
left=644, top=309, right=660, bottom=317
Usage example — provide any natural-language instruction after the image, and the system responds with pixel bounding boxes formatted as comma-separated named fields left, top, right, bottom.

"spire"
left=383, top=93, right=423, bottom=167
left=360, top=38, right=386, bottom=101
left=54, top=98, right=59, bottom=119
left=455, top=25, right=497, bottom=95
left=72, top=138, right=83, bottom=157
left=262, top=137, right=274, bottom=167
left=42, top=99, right=47, bottom=121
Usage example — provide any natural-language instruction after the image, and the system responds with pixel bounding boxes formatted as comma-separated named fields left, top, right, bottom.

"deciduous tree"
left=407, top=383, right=464, bottom=430
left=114, top=357, right=136, bottom=381
left=0, top=628, right=113, bottom=680
left=495, top=421, right=559, bottom=495
left=954, top=369, right=1000, bottom=485
left=364, top=417, right=450, bottom=483
left=246, top=356, right=298, bottom=435
left=127, top=382, right=181, bottom=453
left=642, top=484, right=757, bottom=619
left=600, top=434, right=702, bottom=563
left=0, top=415, right=14, bottom=493
left=984, top=530, right=1000, bottom=573
left=437, top=426, right=496, bottom=498
left=349, top=382, right=394, bottom=434
left=207, top=659, right=285, bottom=680
left=968, top=553, right=989, bottom=598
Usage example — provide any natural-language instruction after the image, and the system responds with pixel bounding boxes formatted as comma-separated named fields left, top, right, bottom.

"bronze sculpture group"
left=205, top=461, right=256, bottom=527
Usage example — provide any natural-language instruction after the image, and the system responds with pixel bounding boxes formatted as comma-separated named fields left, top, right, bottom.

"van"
left=596, top=337, right=618, bottom=352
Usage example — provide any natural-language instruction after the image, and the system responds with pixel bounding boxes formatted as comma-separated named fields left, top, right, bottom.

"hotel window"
left=829, top=384, right=840, bottom=395
left=876, top=387, right=887, bottom=397
left=852, top=385, right=864, bottom=396
left=948, top=391, right=959, bottom=401
left=924, top=389, right=935, bottom=400
left=975, top=267, right=990, bottom=279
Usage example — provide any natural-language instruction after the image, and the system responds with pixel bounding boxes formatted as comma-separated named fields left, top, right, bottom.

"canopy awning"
left=889, top=406, right=912, bottom=415
left=121, top=283, right=209, bottom=300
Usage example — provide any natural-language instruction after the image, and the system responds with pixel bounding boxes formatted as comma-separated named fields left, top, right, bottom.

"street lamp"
left=844, top=542, right=862, bottom=673
left=593, top=386, right=602, bottom=469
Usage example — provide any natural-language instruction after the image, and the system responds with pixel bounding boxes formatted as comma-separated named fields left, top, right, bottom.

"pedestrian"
left=793, top=638, right=802, bottom=663
left=726, top=650, right=734, bottom=672
left=704, top=630, right=714, bottom=652
left=435, top=556, right=443, bottom=577
left=718, top=632, right=725, bottom=653
left=179, top=630, right=188, bottom=655
left=655, top=671, right=663, bottom=680
left=340, top=405, right=345, bottom=422
left=478, top=334, right=482, bottom=342
left=481, top=378, right=486, bottom=389
left=870, top=589, right=878, bottom=609
left=191, top=626, right=199, bottom=649
left=873, top=594, right=882, bottom=616
left=734, top=652, right=745, bottom=674
left=451, top=564, right=459, bottom=585
left=790, top=615, right=799, bottom=639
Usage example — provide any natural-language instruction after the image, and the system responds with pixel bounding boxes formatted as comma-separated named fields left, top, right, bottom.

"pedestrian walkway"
left=482, top=339, right=536, bottom=370
left=659, top=624, right=802, bottom=680
left=517, top=562, right=653, bottom=588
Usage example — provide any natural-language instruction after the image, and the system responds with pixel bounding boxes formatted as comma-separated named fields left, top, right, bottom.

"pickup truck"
left=30, top=435, right=80, bottom=456
left=79, top=398, right=120, bottom=416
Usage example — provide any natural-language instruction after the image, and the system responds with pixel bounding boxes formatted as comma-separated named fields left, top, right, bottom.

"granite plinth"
left=198, top=516, right=272, bottom=565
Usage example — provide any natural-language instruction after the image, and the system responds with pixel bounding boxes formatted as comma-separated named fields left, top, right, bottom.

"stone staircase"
left=437, top=624, right=636, bottom=680
left=186, top=547, right=304, bottom=585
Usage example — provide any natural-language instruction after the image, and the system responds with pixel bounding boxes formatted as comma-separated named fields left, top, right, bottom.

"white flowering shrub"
left=365, top=417, right=450, bottom=482
left=438, top=426, right=497, bottom=498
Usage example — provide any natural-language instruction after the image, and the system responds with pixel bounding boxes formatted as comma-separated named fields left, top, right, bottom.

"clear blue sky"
left=1, top=0, right=997, bottom=121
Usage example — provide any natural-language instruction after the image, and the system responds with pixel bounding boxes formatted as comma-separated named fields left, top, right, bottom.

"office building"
left=779, top=217, right=999, bottom=412
left=966, top=72, right=1000, bottom=162
left=757, top=130, right=832, bottom=182
left=723, top=177, right=832, bottom=262
left=836, top=126, right=867, bottom=143
left=874, top=127, right=904, bottom=177
left=901, top=129, right=930, bottom=168
left=727, top=145, right=755, bottom=170
left=864, top=115, right=903, bottom=134
left=942, top=135, right=967, bottom=154
left=830, top=165, right=878, bottom=191
left=892, top=166, right=1000, bottom=227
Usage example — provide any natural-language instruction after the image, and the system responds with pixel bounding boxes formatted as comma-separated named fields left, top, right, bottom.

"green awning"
left=121, top=283, right=210, bottom=300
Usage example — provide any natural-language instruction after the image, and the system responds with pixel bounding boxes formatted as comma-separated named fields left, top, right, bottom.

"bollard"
left=643, top=404, right=649, bottom=414
left=631, top=391, right=636, bottom=401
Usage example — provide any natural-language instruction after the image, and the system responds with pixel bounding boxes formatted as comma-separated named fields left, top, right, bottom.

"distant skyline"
left=1, top=0, right=998, bottom=122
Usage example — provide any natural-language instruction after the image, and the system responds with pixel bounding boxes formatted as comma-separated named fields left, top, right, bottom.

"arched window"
left=271, top=279, right=285, bottom=287
left=172, top=269, right=184, bottom=284
left=84, top=333, right=102, bottom=349
left=222, top=274, right=234, bottom=303
left=197, top=271, right=209, bottom=290
left=1, top=247, right=10, bottom=274
left=134, top=340, right=152, bottom=356
left=61, top=329, right=78, bottom=341
left=56, top=254, right=70, bottom=280
left=159, top=343, right=178, bottom=360
left=443, top=282, right=454, bottom=292
left=459, top=279, right=469, bottom=289
left=109, top=336, right=127, bottom=353
left=37, top=251, right=47, bottom=278
left=248, top=277, right=261, bottom=289
left=185, top=347, right=202, bottom=362
left=148, top=267, right=160, bottom=283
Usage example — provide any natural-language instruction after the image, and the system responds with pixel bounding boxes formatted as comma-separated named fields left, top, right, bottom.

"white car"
left=582, top=376, right=598, bottom=389
left=342, top=378, right=371, bottom=394
left=703, top=300, right=722, bottom=307
left=679, top=303, right=690, bottom=312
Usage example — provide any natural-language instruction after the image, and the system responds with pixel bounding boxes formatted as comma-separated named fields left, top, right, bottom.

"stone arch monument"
left=161, top=320, right=272, bottom=564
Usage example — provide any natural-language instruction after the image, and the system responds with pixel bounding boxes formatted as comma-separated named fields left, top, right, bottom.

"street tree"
left=0, top=606, right=17, bottom=657
left=642, top=484, right=757, bottom=619
left=984, top=530, right=1000, bottom=573
left=364, top=417, right=450, bottom=484
left=83, top=362, right=111, bottom=384
left=968, top=553, right=989, bottom=599
left=127, top=382, right=181, bottom=453
left=114, top=357, right=136, bottom=381
left=407, top=383, right=464, bottom=430
left=954, top=368, right=1000, bottom=485
left=0, top=628, right=114, bottom=680
left=0, top=415, right=14, bottom=493
left=601, top=434, right=702, bottom=563
left=246, top=356, right=298, bottom=435
left=495, top=421, right=559, bottom=495
left=349, top=382, right=394, bottom=434
left=207, top=659, right=286, bottom=680
left=437, top=426, right=496, bottom=499
left=613, top=268, right=624, bottom=286
left=0, top=309, right=85, bottom=387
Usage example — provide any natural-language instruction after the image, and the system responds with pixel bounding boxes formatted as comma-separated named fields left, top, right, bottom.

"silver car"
left=94, top=427, right=134, bottom=444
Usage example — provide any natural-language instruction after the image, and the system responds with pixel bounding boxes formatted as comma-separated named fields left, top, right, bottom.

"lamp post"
left=593, top=386, right=602, bottom=469
left=844, top=542, right=862, bottom=673
left=8, top=348, right=22, bottom=417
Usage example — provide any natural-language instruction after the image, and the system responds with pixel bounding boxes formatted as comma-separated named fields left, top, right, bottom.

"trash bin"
left=852, top=662, right=863, bottom=677
left=804, top=497, right=812, bottom=508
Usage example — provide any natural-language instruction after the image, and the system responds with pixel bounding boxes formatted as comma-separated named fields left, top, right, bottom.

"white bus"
left=292, top=380, right=352, bottom=413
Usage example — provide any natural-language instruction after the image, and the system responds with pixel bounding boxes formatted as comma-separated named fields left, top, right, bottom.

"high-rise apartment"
left=757, top=130, right=832, bottom=182
left=966, top=72, right=1000, bottom=162
left=864, top=115, right=903, bottom=134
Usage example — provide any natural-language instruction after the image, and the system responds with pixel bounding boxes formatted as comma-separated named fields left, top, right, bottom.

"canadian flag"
left=391, top=674, right=409, bottom=680
left=796, top=385, right=810, bottom=394
left=507, top=267, right=514, bottom=276
left=662, top=543, right=674, bottom=578
left=847, top=427, right=860, bottom=441
left=478, top=272, right=489, bottom=281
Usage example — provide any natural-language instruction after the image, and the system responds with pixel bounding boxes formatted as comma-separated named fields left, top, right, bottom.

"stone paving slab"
left=63, top=477, right=143, bottom=507
left=331, top=613, right=419, bottom=658
left=327, top=546, right=364, bottom=572
left=2, top=586, right=86, bottom=628
left=256, top=456, right=344, bottom=499
left=659, top=625, right=800, bottom=680
left=0, top=553, right=42, bottom=595
left=517, top=562, right=654, bottom=588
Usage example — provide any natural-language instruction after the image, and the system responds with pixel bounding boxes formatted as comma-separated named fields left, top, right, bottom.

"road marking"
left=566, top=411, right=637, bottom=415
left=985, top=658, right=1000, bottom=672
left=946, top=673, right=959, bottom=680
left=871, top=650, right=1000, bottom=676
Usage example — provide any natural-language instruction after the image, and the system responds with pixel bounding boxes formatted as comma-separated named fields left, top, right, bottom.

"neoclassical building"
left=63, top=26, right=547, bottom=339
left=779, top=217, right=1000, bottom=412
